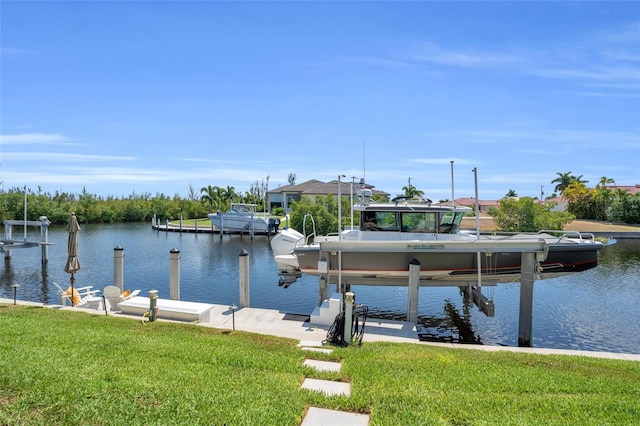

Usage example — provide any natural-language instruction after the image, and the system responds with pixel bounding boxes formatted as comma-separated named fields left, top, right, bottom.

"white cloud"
left=463, top=128, right=639, bottom=147
left=0, top=47, right=34, bottom=55
left=529, top=66, right=640, bottom=82
left=0, top=133, right=73, bottom=145
left=600, top=21, right=640, bottom=46
left=399, top=42, right=515, bottom=69
left=2, top=152, right=136, bottom=162
left=388, top=23, right=640, bottom=96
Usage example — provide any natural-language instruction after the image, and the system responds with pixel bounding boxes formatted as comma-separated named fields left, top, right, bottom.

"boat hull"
left=293, top=240, right=601, bottom=285
left=208, top=213, right=270, bottom=233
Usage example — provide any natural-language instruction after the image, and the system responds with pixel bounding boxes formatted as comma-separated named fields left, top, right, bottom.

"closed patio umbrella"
left=64, top=212, right=81, bottom=306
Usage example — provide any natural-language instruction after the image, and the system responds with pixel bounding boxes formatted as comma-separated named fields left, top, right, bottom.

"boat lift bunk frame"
left=317, top=239, right=549, bottom=347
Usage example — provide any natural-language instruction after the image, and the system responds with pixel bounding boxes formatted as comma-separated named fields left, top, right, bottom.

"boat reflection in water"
left=376, top=297, right=483, bottom=345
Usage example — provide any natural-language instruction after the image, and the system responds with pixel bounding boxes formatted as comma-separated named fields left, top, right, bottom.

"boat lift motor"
left=268, top=218, right=280, bottom=234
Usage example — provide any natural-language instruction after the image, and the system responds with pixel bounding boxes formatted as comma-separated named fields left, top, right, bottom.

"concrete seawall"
left=591, top=232, right=640, bottom=239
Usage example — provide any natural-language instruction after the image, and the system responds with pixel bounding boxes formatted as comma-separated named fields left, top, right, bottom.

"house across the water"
left=267, top=179, right=389, bottom=213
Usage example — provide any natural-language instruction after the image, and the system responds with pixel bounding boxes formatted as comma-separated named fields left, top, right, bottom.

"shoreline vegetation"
left=1, top=306, right=638, bottom=425
left=2, top=186, right=639, bottom=229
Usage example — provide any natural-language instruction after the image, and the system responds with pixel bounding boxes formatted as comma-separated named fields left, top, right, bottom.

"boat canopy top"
left=229, top=203, right=259, bottom=214
left=353, top=198, right=472, bottom=214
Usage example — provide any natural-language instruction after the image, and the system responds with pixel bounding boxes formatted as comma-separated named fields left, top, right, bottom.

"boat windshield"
left=361, top=211, right=398, bottom=231
left=438, top=212, right=464, bottom=234
left=361, top=210, right=464, bottom=233
left=230, top=204, right=257, bottom=214
left=400, top=212, right=437, bottom=233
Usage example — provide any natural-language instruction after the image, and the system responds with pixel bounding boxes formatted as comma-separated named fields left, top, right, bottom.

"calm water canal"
left=2, top=222, right=639, bottom=354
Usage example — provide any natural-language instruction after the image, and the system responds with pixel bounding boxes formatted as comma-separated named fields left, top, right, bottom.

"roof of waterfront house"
left=268, top=179, right=389, bottom=198
left=607, top=185, right=640, bottom=195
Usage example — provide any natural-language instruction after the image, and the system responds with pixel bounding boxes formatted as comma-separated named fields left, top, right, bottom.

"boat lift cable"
left=324, top=304, right=368, bottom=347
left=351, top=304, right=368, bottom=345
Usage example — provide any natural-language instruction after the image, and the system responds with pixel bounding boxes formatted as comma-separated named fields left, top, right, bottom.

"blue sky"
left=1, top=1, right=639, bottom=201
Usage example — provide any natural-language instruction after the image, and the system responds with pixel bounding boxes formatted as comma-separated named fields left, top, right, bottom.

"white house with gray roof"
left=267, top=179, right=389, bottom=212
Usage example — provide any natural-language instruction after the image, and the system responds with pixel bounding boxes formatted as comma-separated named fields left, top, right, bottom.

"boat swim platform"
left=2, top=297, right=639, bottom=362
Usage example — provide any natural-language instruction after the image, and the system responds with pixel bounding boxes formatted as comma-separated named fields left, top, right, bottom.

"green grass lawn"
left=170, top=218, right=212, bottom=226
left=1, top=305, right=638, bottom=425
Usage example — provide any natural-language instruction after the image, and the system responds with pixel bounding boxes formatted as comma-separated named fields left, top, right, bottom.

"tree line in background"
left=0, top=172, right=637, bottom=231
left=0, top=177, right=271, bottom=225
left=545, top=172, right=639, bottom=225
left=490, top=173, right=640, bottom=231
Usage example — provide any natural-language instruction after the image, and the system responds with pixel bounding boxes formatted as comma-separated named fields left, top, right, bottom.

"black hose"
left=352, top=304, right=368, bottom=345
left=323, top=303, right=369, bottom=347
left=324, top=311, right=347, bottom=346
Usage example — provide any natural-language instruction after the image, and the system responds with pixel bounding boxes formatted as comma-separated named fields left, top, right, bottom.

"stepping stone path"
left=301, top=378, right=350, bottom=397
left=297, top=340, right=370, bottom=426
left=301, top=407, right=370, bottom=426
left=303, top=359, right=342, bottom=372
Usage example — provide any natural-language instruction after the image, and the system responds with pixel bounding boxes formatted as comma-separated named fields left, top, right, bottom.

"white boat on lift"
left=208, top=203, right=276, bottom=234
left=270, top=189, right=610, bottom=286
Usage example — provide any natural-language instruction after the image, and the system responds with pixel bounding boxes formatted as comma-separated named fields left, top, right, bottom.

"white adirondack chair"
left=52, top=282, right=99, bottom=306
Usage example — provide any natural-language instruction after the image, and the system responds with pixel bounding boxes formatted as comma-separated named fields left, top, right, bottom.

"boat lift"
left=317, top=239, right=548, bottom=347
left=1, top=216, right=53, bottom=264
left=0, top=189, right=54, bottom=263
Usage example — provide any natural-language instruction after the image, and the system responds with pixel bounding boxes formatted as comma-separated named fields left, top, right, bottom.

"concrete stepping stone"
left=303, top=359, right=341, bottom=372
left=301, top=378, right=350, bottom=397
left=301, top=346, right=333, bottom=354
left=297, top=339, right=333, bottom=354
left=297, top=340, right=326, bottom=348
left=301, top=407, right=369, bottom=426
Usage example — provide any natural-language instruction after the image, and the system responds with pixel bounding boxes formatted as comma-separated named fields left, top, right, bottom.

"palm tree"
left=594, top=186, right=614, bottom=221
left=551, top=172, right=573, bottom=193
left=221, top=185, right=236, bottom=210
left=200, top=185, right=223, bottom=212
left=402, top=184, right=424, bottom=197
left=574, top=175, right=588, bottom=185
left=614, top=188, right=629, bottom=201
left=505, top=189, right=518, bottom=198
left=597, top=176, right=615, bottom=189
left=551, top=172, right=589, bottom=194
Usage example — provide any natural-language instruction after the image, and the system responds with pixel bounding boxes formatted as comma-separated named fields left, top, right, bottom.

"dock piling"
left=518, top=252, right=536, bottom=347
left=39, top=216, right=50, bottom=264
left=317, top=253, right=330, bottom=305
left=407, top=259, right=420, bottom=324
left=170, top=248, right=181, bottom=300
left=114, top=246, right=124, bottom=291
left=239, top=249, right=249, bottom=307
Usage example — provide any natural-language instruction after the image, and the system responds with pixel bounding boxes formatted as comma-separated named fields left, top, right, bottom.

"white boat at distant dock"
left=208, top=203, right=278, bottom=234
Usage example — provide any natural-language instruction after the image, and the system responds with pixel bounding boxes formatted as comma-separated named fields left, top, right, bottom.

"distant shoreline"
left=462, top=216, right=640, bottom=233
